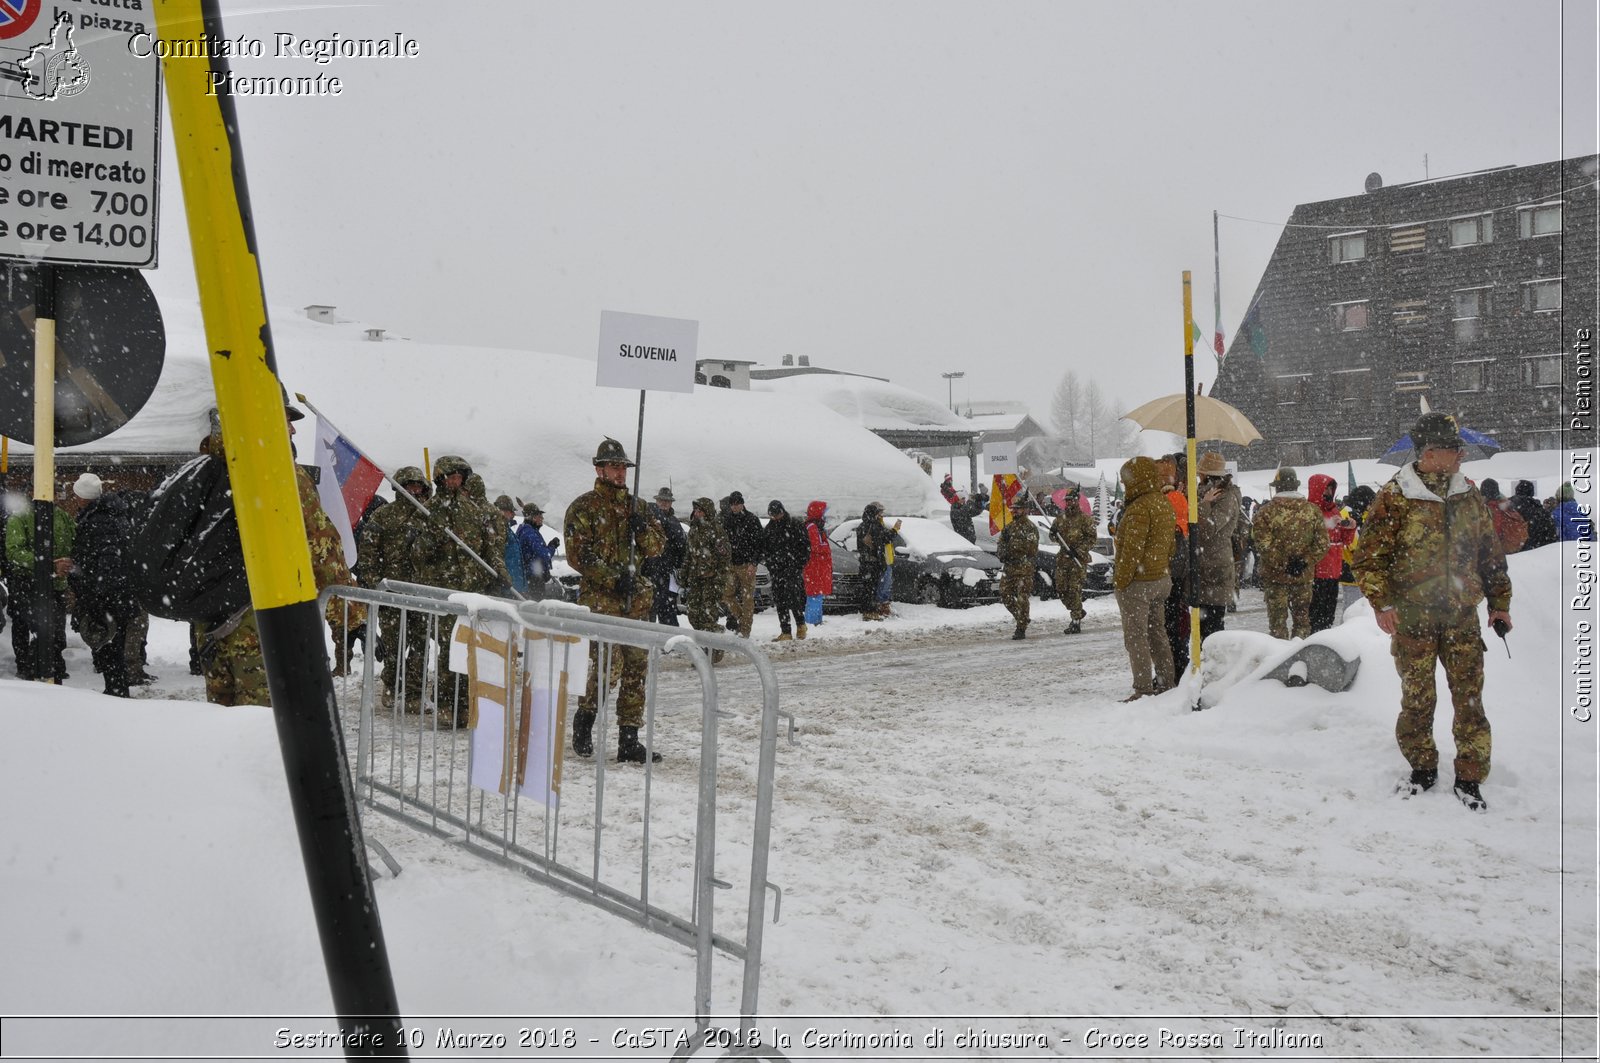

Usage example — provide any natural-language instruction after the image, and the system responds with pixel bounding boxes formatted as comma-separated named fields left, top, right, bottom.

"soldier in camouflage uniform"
left=683, top=496, right=731, bottom=661
left=1352, top=413, right=1511, bottom=811
left=997, top=493, right=1039, bottom=640
left=357, top=465, right=434, bottom=710
left=200, top=401, right=355, bottom=706
left=564, top=438, right=666, bottom=763
left=1251, top=467, right=1328, bottom=639
left=1048, top=481, right=1097, bottom=635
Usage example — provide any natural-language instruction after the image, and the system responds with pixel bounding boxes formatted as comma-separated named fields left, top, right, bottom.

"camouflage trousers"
left=1263, top=580, right=1313, bottom=639
left=378, top=605, right=432, bottom=707
left=1054, top=557, right=1086, bottom=620
left=1000, top=564, right=1034, bottom=627
left=683, top=584, right=723, bottom=635
left=1391, top=613, right=1491, bottom=783
left=202, top=611, right=269, bottom=707
left=580, top=640, right=649, bottom=728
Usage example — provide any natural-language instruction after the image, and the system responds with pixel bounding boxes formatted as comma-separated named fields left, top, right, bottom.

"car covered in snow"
left=828, top=516, right=1001, bottom=607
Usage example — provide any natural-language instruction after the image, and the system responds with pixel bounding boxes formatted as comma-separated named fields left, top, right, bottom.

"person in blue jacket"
left=495, top=495, right=528, bottom=595
left=517, top=501, right=558, bottom=600
left=1554, top=483, right=1594, bottom=541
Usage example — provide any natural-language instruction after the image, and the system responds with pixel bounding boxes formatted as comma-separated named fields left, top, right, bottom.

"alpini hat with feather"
left=592, top=437, right=634, bottom=467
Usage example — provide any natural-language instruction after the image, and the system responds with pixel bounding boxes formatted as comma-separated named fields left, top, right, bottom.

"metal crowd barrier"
left=321, top=581, right=798, bottom=1055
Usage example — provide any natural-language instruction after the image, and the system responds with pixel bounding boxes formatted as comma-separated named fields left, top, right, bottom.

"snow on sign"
left=984, top=441, right=1018, bottom=474
left=596, top=309, right=698, bottom=394
left=0, top=6, right=161, bottom=268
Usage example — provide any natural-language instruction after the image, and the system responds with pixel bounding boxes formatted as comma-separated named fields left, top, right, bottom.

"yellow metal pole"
left=1183, top=272, right=1202, bottom=704
left=155, top=0, right=406, bottom=1046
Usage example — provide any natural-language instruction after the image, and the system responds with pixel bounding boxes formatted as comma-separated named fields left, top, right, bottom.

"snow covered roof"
left=751, top=373, right=974, bottom=436
left=13, top=302, right=946, bottom=526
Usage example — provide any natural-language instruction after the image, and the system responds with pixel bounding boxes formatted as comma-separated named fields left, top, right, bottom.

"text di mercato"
left=0, top=116, right=149, bottom=250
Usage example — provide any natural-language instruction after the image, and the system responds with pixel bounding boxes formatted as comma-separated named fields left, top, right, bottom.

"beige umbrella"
left=1120, top=393, right=1262, bottom=446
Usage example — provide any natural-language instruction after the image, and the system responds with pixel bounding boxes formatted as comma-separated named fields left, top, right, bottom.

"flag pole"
left=1212, top=210, right=1223, bottom=365
left=1183, top=271, right=1203, bottom=712
left=294, top=393, right=521, bottom=599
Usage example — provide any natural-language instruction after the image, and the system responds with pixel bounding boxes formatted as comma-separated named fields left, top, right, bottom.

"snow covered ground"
left=2, top=531, right=1594, bottom=1059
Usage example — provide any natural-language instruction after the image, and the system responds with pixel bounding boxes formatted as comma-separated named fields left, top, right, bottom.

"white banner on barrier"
left=451, top=618, right=587, bottom=809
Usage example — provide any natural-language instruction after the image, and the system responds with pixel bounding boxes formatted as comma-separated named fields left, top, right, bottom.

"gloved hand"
left=629, top=512, right=648, bottom=535
left=616, top=570, right=636, bottom=599
left=1286, top=557, right=1307, bottom=577
left=547, top=537, right=560, bottom=552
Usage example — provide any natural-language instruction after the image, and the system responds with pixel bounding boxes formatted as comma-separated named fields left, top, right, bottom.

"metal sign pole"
left=154, top=1, right=406, bottom=1053
left=30, top=265, right=57, bottom=684
left=624, top=389, right=646, bottom=611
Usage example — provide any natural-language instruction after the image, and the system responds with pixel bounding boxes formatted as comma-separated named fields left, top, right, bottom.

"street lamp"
left=941, top=371, right=965, bottom=480
left=942, top=370, right=964, bottom=412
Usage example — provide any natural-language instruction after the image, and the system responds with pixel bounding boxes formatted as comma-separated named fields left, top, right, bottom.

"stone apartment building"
left=1212, top=155, right=1597, bottom=467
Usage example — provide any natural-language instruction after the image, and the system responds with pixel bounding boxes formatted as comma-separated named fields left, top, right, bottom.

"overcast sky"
left=149, top=0, right=1597, bottom=427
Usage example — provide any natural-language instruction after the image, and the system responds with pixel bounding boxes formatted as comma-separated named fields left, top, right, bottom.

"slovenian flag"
left=313, top=415, right=385, bottom=566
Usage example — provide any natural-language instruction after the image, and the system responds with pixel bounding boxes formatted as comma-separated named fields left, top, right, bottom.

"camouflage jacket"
left=564, top=477, right=665, bottom=612
left=683, top=506, right=731, bottom=591
left=1113, top=457, right=1175, bottom=589
left=1251, top=492, right=1328, bottom=586
left=357, top=495, right=432, bottom=588
left=997, top=514, right=1039, bottom=570
left=420, top=486, right=505, bottom=593
left=1351, top=463, right=1511, bottom=619
left=1048, top=509, right=1096, bottom=567
left=295, top=466, right=358, bottom=623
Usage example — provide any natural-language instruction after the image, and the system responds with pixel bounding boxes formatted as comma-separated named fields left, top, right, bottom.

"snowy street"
left=5, top=555, right=1593, bottom=1059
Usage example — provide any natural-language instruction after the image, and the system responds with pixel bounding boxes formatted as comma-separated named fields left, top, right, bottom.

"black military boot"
left=617, top=726, right=661, bottom=764
left=1064, top=620, right=1082, bottom=635
left=571, top=708, right=596, bottom=757
left=1011, top=622, right=1027, bottom=640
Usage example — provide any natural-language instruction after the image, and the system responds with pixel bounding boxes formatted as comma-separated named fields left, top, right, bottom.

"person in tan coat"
left=1191, top=452, right=1241, bottom=643
left=1113, top=457, right=1176, bottom=701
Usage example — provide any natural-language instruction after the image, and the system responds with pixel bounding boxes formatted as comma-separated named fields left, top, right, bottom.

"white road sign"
left=984, top=441, right=1018, bottom=475
left=0, top=5, right=161, bottom=267
left=596, top=309, right=698, bottom=394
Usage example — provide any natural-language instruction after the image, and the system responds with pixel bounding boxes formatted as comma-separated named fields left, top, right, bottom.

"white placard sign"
left=596, top=310, right=698, bottom=394
left=0, top=6, right=162, bottom=268
left=984, top=441, right=1018, bottom=475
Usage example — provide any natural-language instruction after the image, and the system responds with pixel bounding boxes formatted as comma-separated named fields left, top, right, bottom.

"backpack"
left=128, top=454, right=251, bottom=624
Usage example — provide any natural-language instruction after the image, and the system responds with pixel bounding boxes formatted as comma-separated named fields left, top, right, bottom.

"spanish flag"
left=987, top=474, right=1023, bottom=535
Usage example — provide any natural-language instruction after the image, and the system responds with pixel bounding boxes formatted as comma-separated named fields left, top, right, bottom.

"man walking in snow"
left=1353, top=413, right=1511, bottom=812
left=997, top=492, right=1039, bottom=640
left=1048, top=481, right=1096, bottom=635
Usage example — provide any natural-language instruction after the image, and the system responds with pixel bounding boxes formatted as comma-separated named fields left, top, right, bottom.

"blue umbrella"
left=1380, top=426, right=1502, bottom=466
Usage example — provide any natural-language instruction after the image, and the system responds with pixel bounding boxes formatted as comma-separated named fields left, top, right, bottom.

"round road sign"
left=0, top=263, right=166, bottom=447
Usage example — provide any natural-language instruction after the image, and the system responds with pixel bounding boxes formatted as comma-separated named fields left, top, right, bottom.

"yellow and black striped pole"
left=1183, top=272, right=1202, bottom=708
left=154, top=2, right=405, bottom=1049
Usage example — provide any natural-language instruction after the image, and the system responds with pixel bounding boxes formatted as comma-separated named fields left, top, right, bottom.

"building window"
left=1389, top=225, right=1426, bottom=253
left=1333, top=438, right=1374, bottom=461
left=1274, top=374, right=1310, bottom=404
left=1329, top=232, right=1367, bottom=263
left=1523, top=278, right=1562, bottom=313
left=1394, top=371, right=1430, bottom=393
left=1447, top=214, right=1494, bottom=247
left=694, top=371, right=707, bottom=385
left=1330, top=300, right=1370, bottom=331
left=1521, top=354, right=1562, bottom=387
left=1279, top=441, right=1310, bottom=466
left=1329, top=369, right=1371, bottom=405
left=1518, top=203, right=1563, bottom=238
left=1452, top=288, right=1488, bottom=342
left=1453, top=359, right=1494, bottom=392
left=1392, top=299, right=1428, bottom=329
left=1524, top=429, right=1561, bottom=450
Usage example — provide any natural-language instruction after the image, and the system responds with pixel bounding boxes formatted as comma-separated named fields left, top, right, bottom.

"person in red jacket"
left=802, top=500, right=833, bottom=628
left=1307, top=473, right=1358, bottom=633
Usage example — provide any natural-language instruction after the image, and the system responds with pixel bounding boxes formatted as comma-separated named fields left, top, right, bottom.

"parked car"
left=829, top=516, right=1002, bottom=607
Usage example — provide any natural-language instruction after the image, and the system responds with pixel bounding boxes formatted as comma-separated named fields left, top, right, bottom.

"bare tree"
left=1051, top=371, right=1083, bottom=449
